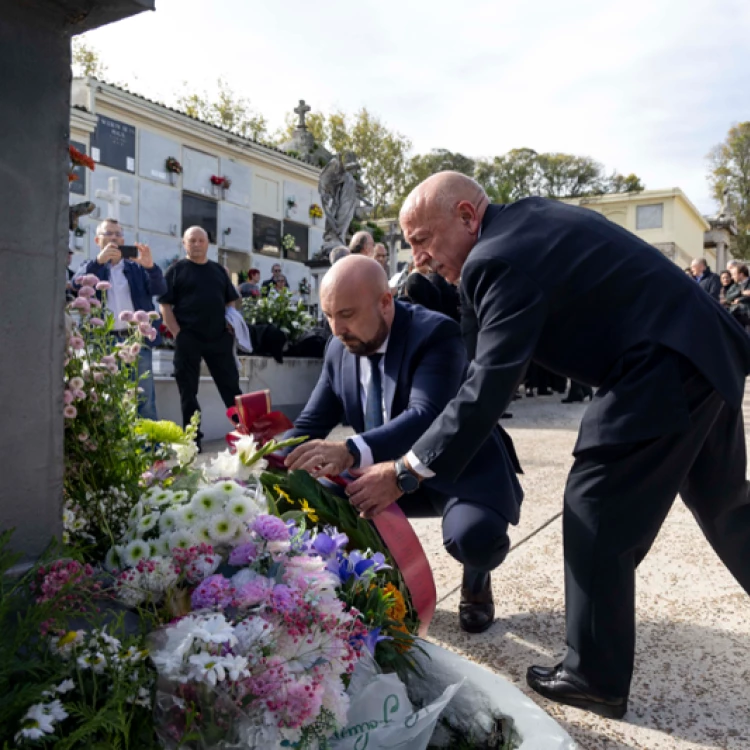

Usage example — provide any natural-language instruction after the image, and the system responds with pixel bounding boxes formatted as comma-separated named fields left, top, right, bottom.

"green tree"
left=393, top=149, right=476, bottom=211
left=277, top=110, right=329, bottom=146
left=176, top=78, right=269, bottom=142
left=475, top=148, right=541, bottom=203
left=708, top=122, right=750, bottom=258
left=72, top=37, right=108, bottom=78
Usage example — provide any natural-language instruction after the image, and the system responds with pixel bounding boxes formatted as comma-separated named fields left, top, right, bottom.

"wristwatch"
left=345, top=438, right=361, bottom=469
left=394, top=457, right=421, bottom=494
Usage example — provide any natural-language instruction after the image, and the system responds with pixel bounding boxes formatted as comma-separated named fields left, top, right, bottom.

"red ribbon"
left=226, top=391, right=437, bottom=634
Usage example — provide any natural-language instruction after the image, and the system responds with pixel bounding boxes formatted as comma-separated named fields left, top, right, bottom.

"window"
left=636, top=203, right=663, bottom=230
left=282, top=221, right=309, bottom=262
left=253, top=214, right=281, bottom=256
left=182, top=194, right=217, bottom=244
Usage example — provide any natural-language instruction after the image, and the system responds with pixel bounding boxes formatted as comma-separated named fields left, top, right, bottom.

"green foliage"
left=175, top=78, right=269, bottom=142
left=241, top=287, right=314, bottom=342
left=708, top=122, right=750, bottom=258
left=71, top=38, right=108, bottom=79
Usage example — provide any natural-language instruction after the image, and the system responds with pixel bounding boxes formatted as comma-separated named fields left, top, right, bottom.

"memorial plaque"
left=183, top=147, right=219, bottom=197
left=69, top=140, right=88, bottom=196
left=139, top=181, right=181, bottom=235
left=253, top=214, right=281, bottom=256
left=284, top=180, right=311, bottom=225
left=219, top=202, right=252, bottom=252
left=89, top=167, right=137, bottom=227
left=309, top=225, right=325, bottom=258
left=91, top=115, right=136, bottom=173
left=219, top=157, right=252, bottom=207
left=282, top=220, right=309, bottom=262
left=182, top=194, right=218, bottom=244
left=253, top=174, right=281, bottom=217
left=139, top=130, right=181, bottom=185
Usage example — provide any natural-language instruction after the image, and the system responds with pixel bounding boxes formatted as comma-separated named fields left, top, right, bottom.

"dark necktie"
left=364, top=353, right=384, bottom=431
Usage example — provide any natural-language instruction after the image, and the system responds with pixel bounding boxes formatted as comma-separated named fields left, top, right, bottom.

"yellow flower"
left=299, top=499, right=319, bottom=523
left=383, top=583, right=407, bottom=622
left=273, top=484, right=292, bottom=505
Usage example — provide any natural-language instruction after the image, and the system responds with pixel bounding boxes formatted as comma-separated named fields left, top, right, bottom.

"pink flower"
left=77, top=286, right=96, bottom=298
left=78, top=433, right=88, bottom=442
left=138, top=322, right=152, bottom=336
left=69, top=377, right=84, bottom=390
left=63, top=405, right=77, bottom=419
left=148, top=328, right=157, bottom=342
left=119, top=311, right=134, bottom=323
left=107, top=363, right=118, bottom=374
left=101, top=355, right=116, bottom=366
left=89, top=391, right=99, bottom=402
left=68, top=336, right=85, bottom=350
left=73, top=389, right=86, bottom=401
left=81, top=274, right=100, bottom=287
left=134, top=311, right=150, bottom=324
left=70, top=298, right=91, bottom=314
left=96, top=281, right=112, bottom=291
left=89, top=317, right=105, bottom=328
left=148, top=311, right=160, bottom=320
left=63, top=390, right=74, bottom=405
left=88, top=298, right=101, bottom=308
left=130, top=343, right=141, bottom=355
left=93, top=372, right=105, bottom=383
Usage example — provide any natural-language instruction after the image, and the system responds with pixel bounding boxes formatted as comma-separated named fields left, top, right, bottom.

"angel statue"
left=317, top=151, right=362, bottom=257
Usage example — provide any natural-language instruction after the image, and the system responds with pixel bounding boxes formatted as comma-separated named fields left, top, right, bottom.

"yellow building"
left=562, top=188, right=713, bottom=271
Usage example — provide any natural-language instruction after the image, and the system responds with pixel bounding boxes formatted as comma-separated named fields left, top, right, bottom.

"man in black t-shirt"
left=159, top=226, right=241, bottom=447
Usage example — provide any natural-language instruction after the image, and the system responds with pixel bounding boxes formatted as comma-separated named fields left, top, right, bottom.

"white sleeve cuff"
left=406, top=450, right=435, bottom=478
left=351, top=435, right=374, bottom=469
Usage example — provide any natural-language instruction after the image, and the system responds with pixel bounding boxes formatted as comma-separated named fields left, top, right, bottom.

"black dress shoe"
left=537, top=387, right=552, bottom=396
left=526, top=664, right=627, bottom=719
left=459, top=574, right=494, bottom=634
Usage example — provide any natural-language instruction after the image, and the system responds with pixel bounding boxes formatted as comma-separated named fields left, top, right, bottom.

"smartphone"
left=119, top=245, right=138, bottom=259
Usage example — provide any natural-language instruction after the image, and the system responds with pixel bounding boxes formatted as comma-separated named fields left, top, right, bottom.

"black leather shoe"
left=526, top=664, right=627, bottom=719
left=459, top=574, right=494, bottom=634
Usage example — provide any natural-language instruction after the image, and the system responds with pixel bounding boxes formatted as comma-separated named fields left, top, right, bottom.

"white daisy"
left=214, top=480, right=245, bottom=499
left=104, top=546, right=122, bottom=572
left=148, top=489, right=174, bottom=508
left=188, top=652, right=228, bottom=686
left=127, top=501, right=144, bottom=524
left=171, top=490, right=190, bottom=504
left=14, top=703, right=57, bottom=742
left=123, top=539, right=150, bottom=568
left=153, top=535, right=172, bottom=557
left=209, top=514, right=239, bottom=544
left=195, top=521, right=214, bottom=545
left=55, top=679, right=76, bottom=694
left=168, top=529, right=198, bottom=552
left=225, top=495, right=256, bottom=521
left=191, top=489, right=220, bottom=516
left=158, top=509, right=179, bottom=534
left=176, top=505, right=199, bottom=528
left=137, top=513, right=158, bottom=534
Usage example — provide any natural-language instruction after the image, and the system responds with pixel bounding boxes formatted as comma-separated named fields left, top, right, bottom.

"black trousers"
left=399, top=485, right=511, bottom=592
left=173, top=329, right=241, bottom=434
left=562, top=354, right=750, bottom=697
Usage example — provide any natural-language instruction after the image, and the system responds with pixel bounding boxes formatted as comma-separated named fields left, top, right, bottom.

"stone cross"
left=294, top=99, right=311, bottom=130
left=95, top=176, right=132, bottom=221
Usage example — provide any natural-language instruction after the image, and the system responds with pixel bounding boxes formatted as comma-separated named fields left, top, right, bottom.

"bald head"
left=399, top=171, right=489, bottom=284
left=320, top=255, right=393, bottom=355
left=349, top=230, right=375, bottom=255
left=183, top=225, right=209, bottom=264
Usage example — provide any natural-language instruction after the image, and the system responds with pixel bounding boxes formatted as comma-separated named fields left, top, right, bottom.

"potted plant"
left=286, top=195, right=297, bottom=217
left=309, top=203, right=323, bottom=225
left=68, top=144, right=95, bottom=184
left=210, top=175, right=232, bottom=199
left=165, top=156, right=182, bottom=185
left=282, top=234, right=297, bottom=255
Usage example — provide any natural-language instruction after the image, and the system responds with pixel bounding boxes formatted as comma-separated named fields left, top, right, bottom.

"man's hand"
left=96, top=243, right=121, bottom=266
left=134, top=243, right=154, bottom=269
left=284, top=439, right=354, bottom=478
left=346, top=462, right=401, bottom=519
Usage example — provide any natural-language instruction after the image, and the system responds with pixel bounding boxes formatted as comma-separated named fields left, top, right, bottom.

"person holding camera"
left=74, top=217, right=166, bottom=419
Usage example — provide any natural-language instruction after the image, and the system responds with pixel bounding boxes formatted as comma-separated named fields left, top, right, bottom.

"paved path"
left=204, top=391, right=750, bottom=749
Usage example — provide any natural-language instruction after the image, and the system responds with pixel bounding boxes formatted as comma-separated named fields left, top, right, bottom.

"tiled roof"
left=79, top=77, right=319, bottom=169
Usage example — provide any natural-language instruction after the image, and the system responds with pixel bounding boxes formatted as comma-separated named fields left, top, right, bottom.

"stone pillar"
left=0, top=0, right=153, bottom=564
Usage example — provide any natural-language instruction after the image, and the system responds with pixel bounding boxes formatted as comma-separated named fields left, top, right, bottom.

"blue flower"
left=311, top=530, right=348, bottom=559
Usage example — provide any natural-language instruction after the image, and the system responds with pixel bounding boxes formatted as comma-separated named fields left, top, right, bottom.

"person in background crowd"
left=372, top=242, right=389, bottom=271
left=719, top=270, right=734, bottom=307
left=75, top=218, right=165, bottom=420
left=66, top=249, right=76, bottom=302
left=159, top=226, right=242, bottom=451
left=691, top=257, right=721, bottom=301
left=239, top=268, right=261, bottom=298
left=726, top=263, right=750, bottom=330
left=262, top=263, right=287, bottom=291
left=684, top=267, right=694, bottom=277
left=329, top=246, right=350, bottom=265
left=349, top=230, right=375, bottom=256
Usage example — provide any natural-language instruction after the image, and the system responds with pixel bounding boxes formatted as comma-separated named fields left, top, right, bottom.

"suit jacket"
left=284, top=301, right=523, bottom=524
left=413, top=198, right=750, bottom=481
left=697, top=270, right=722, bottom=301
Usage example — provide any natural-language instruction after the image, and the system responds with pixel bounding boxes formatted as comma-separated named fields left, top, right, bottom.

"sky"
left=81, top=0, right=750, bottom=213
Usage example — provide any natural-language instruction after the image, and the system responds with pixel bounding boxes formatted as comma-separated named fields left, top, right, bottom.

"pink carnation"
left=134, top=311, right=150, bottom=324
left=89, top=317, right=105, bottom=328
left=70, top=298, right=90, bottom=313
left=68, top=336, right=85, bottom=350
left=63, top=405, right=77, bottom=419
left=96, top=281, right=112, bottom=291
left=88, top=298, right=101, bottom=308
left=234, top=576, right=272, bottom=608
left=73, top=389, right=86, bottom=401
left=63, top=390, right=74, bottom=405
left=130, top=343, right=141, bottom=355
left=77, top=286, right=96, bottom=298
left=81, top=274, right=101, bottom=287
left=118, top=311, right=134, bottom=323
left=93, top=372, right=105, bottom=383
left=101, top=355, right=116, bottom=366
left=138, top=322, right=153, bottom=337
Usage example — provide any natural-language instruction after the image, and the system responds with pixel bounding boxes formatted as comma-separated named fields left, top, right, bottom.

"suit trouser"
left=399, top=486, right=511, bottom=593
left=562, top=357, right=750, bottom=697
left=173, top=329, right=241, bottom=434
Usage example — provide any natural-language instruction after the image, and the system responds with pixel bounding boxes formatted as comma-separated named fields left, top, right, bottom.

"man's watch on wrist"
left=394, top=457, right=421, bottom=494
left=344, top=438, right=361, bottom=470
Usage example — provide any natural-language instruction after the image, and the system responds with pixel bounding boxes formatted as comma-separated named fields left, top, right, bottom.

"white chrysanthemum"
left=230, top=568, right=258, bottom=588
left=172, top=441, right=198, bottom=466
left=168, top=529, right=198, bottom=552
left=204, top=451, right=241, bottom=480
left=104, top=546, right=122, bottom=572
left=137, top=513, right=158, bottom=534
left=188, top=652, right=228, bottom=686
left=142, top=557, right=179, bottom=594
left=213, top=480, right=245, bottom=499
left=194, top=614, right=237, bottom=645
left=128, top=501, right=144, bottom=524
left=171, top=490, right=190, bottom=504
left=208, top=514, right=238, bottom=544
left=153, top=535, right=172, bottom=557
left=148, top=489, right=174, bottom=507
left=191, top=488, right=220, bottom=516
left=225, top=495, right=257, bottom=521
left=55, top=679, right=76, bottom=694
left=176, top=504, right=199, bottom=528
left=77, top=650, right=106, bottom=674
left=14, top=703, right=60, bottom=742
left=123, top=539, right=150, bottom=568
left=158, top=509, right=179, bottom=534
left=194, top=521, right=214, bottom=545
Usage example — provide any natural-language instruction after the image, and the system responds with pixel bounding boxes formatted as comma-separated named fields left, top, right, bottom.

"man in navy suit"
left=348, top=172, right=750, bottom=718
left=283, top=255, right=523, bottom=633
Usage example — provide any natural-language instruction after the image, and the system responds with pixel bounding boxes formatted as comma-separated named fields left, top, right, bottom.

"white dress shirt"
left=349, top=334, right=434, bottom=477
left=107, top=262, right=135, bottom=331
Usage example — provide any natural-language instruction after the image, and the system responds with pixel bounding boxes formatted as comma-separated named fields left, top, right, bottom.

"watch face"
left=397, top=470, right=420, bottom=494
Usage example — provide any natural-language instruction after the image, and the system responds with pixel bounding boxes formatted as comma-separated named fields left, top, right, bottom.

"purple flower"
left=269, top=583, right=296, bottom=612
left=190, top=574, right=233, bottom=610
left=89, top=317, right=105, bottom=328
left=119, top=311, right=134, bottom=323
left=234, top=577, right=271, bottom=607
left=253, top=515, right=289, bottom=541
left=81, top=274, right=100, bottom=287
left=228, top=541, right=258, bottom=567
left=311, top=530, right=348, bottom=559
left=70, top=298, right=90, bottom=313
left=362, top=627, right=391, bottom=656
left=96, top=281, right=111, bottom=291
left=77, top=286, right=96, bottom=298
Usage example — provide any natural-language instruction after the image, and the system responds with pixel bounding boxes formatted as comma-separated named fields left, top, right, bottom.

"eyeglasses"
left=99, top=231, right=124, bottom=238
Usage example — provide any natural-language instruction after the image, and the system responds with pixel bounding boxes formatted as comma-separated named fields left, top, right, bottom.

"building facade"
left=69, top=78, right=325, bottom=294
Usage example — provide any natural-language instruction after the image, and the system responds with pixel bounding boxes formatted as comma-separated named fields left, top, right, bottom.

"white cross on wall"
left=94, top=176, right=132, bottom=222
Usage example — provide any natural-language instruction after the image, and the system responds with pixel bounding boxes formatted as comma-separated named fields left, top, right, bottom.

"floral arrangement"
left=158, top=323, right=175, bottom=348
left=282, top=233, right=297, bottom=252
left=68, top=144, right=95, bottom=183
left=298, top=277, right=311, bottom=297
left=165, top=156, right=183, bottom=174
left=286, top=196, right=297, bottom=210
left=242, top=286, right=314, bottom=343
left=210, top=175, right=232, bottom=190
left=309, top=203, right=323, bottom=220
